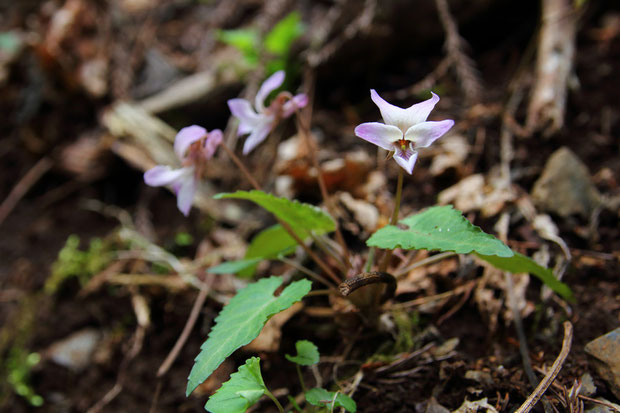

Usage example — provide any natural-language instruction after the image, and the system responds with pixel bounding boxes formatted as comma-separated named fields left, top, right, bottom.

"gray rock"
left=531, top=147, right=601, bottom=218
left=585, top=328, right=620, bottom=400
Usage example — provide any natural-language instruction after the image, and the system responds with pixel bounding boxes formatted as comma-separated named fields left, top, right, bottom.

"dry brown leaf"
left=430, top=135, right=470, bottom=176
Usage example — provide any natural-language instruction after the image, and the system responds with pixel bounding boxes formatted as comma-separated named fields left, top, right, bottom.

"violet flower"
left=355, top=90, right=454, bottom=174
left=144, top=125, right=222, bottom=216
left=228, top=70, right=308, bottom=155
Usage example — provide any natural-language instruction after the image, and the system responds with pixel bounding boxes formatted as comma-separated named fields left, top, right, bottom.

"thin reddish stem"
left=219, top=142, right=342, bottom=285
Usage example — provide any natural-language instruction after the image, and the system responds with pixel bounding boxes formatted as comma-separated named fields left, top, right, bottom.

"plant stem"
left=277, top=256, right=338, bottom=291
left=296, top=364, right=307, bottom=393
left=295, top=111, right=351, bottom=269
left=264, top=389, right=286, bottom=413
left=219, top=142, right=261, bottom=190
left=310, top=232, right=348, bottom=274
left=220, top=142, right=341, bottom=284
left=379, top=168, right=404, bottom=272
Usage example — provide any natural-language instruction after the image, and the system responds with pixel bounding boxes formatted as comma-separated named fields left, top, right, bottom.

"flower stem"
left=220, top=142, right=342, bottom=284
left=295, top=111, right=351, bottom=269
left=379, top=168, right=404, bottom=272
left=218, top=142, right=261, bottom=190
left=296, top=364, right=307, bottom=393
left=264, top=389, right=285, bottom=413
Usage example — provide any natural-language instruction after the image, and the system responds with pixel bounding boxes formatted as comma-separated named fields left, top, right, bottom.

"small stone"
left=584, top=398, right=620, bottom=413
left=46, top=328, right=101, bottom=372
left=584, top=327, right=620, bottom=399
left=580, top=372, right=597, bottom=397
left=465, top=370, right=494, bottom=387
left=531, top=147, right=601, bottom=218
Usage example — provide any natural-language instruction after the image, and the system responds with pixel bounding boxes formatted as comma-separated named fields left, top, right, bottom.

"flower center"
left=396, top=139, right=410, bottom=151
left=266, top=92, right=293, bottom=120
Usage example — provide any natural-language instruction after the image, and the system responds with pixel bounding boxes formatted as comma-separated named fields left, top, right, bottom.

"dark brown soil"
left=1, top=1, right=619, bottom=412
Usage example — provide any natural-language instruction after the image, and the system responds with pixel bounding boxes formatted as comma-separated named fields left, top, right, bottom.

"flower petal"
left=204, top=129, right=223, bottom=159
left=176, top=175, right=197, bottom=216
left=228, top=98, right=262, bottom=135
left=402, top=92, right=440, bottom=126
left=174, top=125, right=207, bottom=160
left=354, top=122, right=402, bottom=151
left=242, top=119, right=274, bottom=155
left=370, top=89, right=413, bottom=132
left=282, top=93, right=309, bottom=118
left=404, top=119, right=454, bottom=148
left=255, top=70, right=285, bottom=112
left=370, top=90, right=442, bottom=132
left=393, top=150, right=419, bottom=174
left=144, top=166, right=190, bottom=187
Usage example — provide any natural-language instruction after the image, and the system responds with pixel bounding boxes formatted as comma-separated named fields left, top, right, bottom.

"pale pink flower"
left=144, top=125, right=222, bottom=216
left=228, top=70, right=308, bottom=155
left=355, top=90, right=454, bottom=174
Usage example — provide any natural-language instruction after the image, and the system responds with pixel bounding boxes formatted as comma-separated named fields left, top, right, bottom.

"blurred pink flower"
left=355, top=90, right=454, bottom=174
left=228, top=70, right=308, bottom=155
left=144, top=125, right=222, bottom=216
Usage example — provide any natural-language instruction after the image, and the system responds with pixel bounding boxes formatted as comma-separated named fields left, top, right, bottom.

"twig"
left=305, top=0, right=377, bottom=68
left=514, top=321, right=573, bottom=413
left=0, top=157, right=53, bottom=226
left=576, top=395, right=620, bottom=412
left=277, top=255, right=338, bottom=291
left=86, top=293, right=149, bottom=413
left=389, top=280, right=477, bottom=310
left=157, top=286, right=210, bottom=377
left=389, top=57, right=452, bottom=101
left=526, top=0, right=577, bottom=135
left=394, top=252, right=456, bottom=278
left=434, top=0, right=482, bottom=103
left=505, top=271, right=539, bottom=388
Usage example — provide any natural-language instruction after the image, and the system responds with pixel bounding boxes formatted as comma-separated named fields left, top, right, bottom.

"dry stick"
left=434, top=0, right=481, bottom=103
left=505, top=272, right=539, bottom=389
left=295, top=112, right=351, bottom=269
left=277, top=255, right=338, bottom=290
left=514, top=321, right=573, bottom=413
left=394, top=251, right=456, bottom=278
left=0, top=157, right=53, bottom=226
left=157, top=286, right=209, bottom=377
left=219, top=142, right=342, bottom=285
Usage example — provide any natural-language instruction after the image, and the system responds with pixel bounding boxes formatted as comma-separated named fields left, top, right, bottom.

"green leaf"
left=208, top=258, right=263, bottom=275
left=186, top=276, right=312, bottom=396
left=217, top=29, right=259, bottom=64
left=217, top=190, right=336, bottom=278
left=205, top=357, right=266, bottom=413
left=367, top=205, right=513, bottom=257
left=264, top=12, right=305, bottom=56
left=476, top=252, right=575, bottom=302
left=285, top=340, right=319, bottom=366
left=215, top=190, right=335, bottom=234
left=239, top=224, right=301, bottom=277
left=305, top=388, right=357, bottom=412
